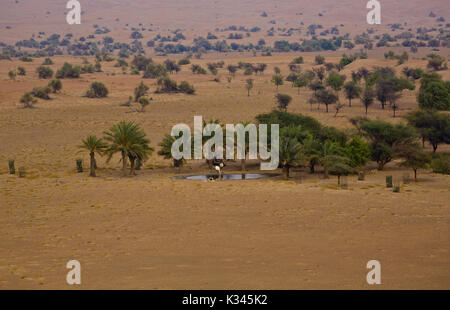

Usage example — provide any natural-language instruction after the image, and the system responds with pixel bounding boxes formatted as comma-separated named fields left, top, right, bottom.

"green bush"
left=86, top=82, right=108, bottom=98
left=56, top=62, right=81, bottom=78
left=48, top=79, right=62, bottom=93
left=36, top=66, right=54, bottom=79
left=8, top=159, right=15, bottom=174
left=178, top=81, right=195, bottom=94
left=431, top=154, right=450, bottom=174
left=31, top=86, right=51, bottom=99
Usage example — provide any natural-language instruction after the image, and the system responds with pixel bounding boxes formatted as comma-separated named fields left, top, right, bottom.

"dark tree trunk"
left=284, top=166, right=290, bottom=179
left=122, top=151, right=127, bottom=176
left=241, top=159, right=246, bottom=171
left=89, top=152, right=96, bottom=177
left=130, top=157, right=136, bottom=175
left=325, top=104, right=329, bottom=113
left=414, top=169, right=417, bottom=182
left=365, top=106, right=368, bottom=115
left=348, top=98, right=352, bottom=107
left=324, top=166, right=329, bottom=178
left=432, top=144, right=438, bottom=153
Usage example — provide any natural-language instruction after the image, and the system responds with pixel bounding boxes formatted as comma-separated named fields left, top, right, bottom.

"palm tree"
left=78, top=135, right=107, bottom=177
left=103, top=121, right=154, bottom=176
left=317, top=141, right=344, bottom=179
left=158, top=134, right=187, bottom=169
left=279, top=126, right=304, bottom=179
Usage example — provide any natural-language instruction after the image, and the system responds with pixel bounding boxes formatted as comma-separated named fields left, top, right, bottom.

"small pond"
left=172, top=173, right=280, bottom=180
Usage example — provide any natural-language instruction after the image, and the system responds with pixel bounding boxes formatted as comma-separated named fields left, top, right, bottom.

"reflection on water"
left=172, top=173, right=280, bottom=180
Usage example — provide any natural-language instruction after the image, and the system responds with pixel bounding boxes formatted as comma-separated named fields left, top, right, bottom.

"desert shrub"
left=48, top=79, right=62, bottom=93
left=8, top=159, right=15, bottom=174
left=17, top=67, right=26, bottom=76
left=20, top=92, right=37, bottom=108
left=134, top=82, right=149, bottom=101
left=315, top=55, right=325, bottom=64
left=56, top=62, right=81, bottom=78
left=36, top=66, right=53, bottom=79
left=156, top=77, right=178, bottom=93
left=292, top=56, right=304, bottom=64
left=431, top=154, right=450, bottom=174
left=178, top=81, right=195, bottom=94
left=86, top=82, right=108, bottom=98
left=426, top=53, right=447, bottom=71
left=20, top=56, right=33, bottom=62
left=81, top=64, right=95, bottom=73
left=8, top=70, right=16, bottom=80
left=31, top=86, right=51, bottom=99
left=143, top=63, right=167, bottom=78
left=191, top=64, right=207, bottom=74
left=131, top=55, right=153, bottom=71
left=178, top=58, right=190, bottom=65
left=42, top=58, right=53, bottom=65
left=138, top=96, right=150, bottom=112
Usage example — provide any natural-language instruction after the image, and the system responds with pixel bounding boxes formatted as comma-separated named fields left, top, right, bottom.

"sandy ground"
left=0, top=53, right=449, bottom=289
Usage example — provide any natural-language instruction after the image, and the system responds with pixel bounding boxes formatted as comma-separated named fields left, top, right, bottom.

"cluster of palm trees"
left=79, top=121, right=154, bottom=177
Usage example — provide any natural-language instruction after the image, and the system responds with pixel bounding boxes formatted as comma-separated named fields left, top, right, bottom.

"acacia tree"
left=78, top=135, right=107, bottom=177
left=357, top=119, right=418, bottom=170
left=361, top=86, right=375, bottom=115
left=343, top=81, right=362, bottom=107
left=275, top=93, right=292, bottom=112
left=134, top=81, right=149, bottom=102
left=314, top=89, right=338, bottom=113
left=293, top=74, right=309, bottom=95
left=405, top=109, right=450, bottom=152
left=271, top=74, right=284, bottom=91
left=245, top=79, right=254, bottom=96
left=398, top=144, right=430, bottom=181
left=326, top=72, right=345, bottom=94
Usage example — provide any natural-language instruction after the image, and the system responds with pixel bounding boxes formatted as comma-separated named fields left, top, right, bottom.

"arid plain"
left=0, top=0, right=449, bottom=289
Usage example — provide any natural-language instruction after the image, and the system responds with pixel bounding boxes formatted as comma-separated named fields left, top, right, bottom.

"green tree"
left=279, top=126, right=304, bottom=179
left=344, top=136, right=370, bottom=168
left=271, top=74, right=284, bottom=90
left=361, top=86, right=375, bottom=115
left=317, top=140, right=344, bottom=179
left=326, top=72, right=345, bottom=93
left=158, top=134, right=187, bottom=168
left=103, top=121, right=154, bottom=176
left=314, top=89, right=338, bottom=113
left=275, top=93, right=292, bottom=111
left=17, top=67, right=26, bottom=76
left=358, top=119, right=418, bottom=170
left=8, top=70, right=16, bottom=80
left=48, top=79, right=62, bottom=93
left=134, top=81, right=149, bottom=102
left=398, top=144, right=430, bottom=181
left=417, top=73, right=450, bottom=110
left=36, top=66, right=54, bottom=79
left=78, top=135, right=107, bottom=177
left=343, top=81, right=362, bottom=107
left=20, top=92, right=37, bottom=108
left=245, top=79, right=254, bottom=96
left=138, top=96, right=150, bottom=112
left=86, top=82, right=108, bottom=98
left=404, top=109, right=450, bottom=152
left=293, top=74, right=309, bottom=95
